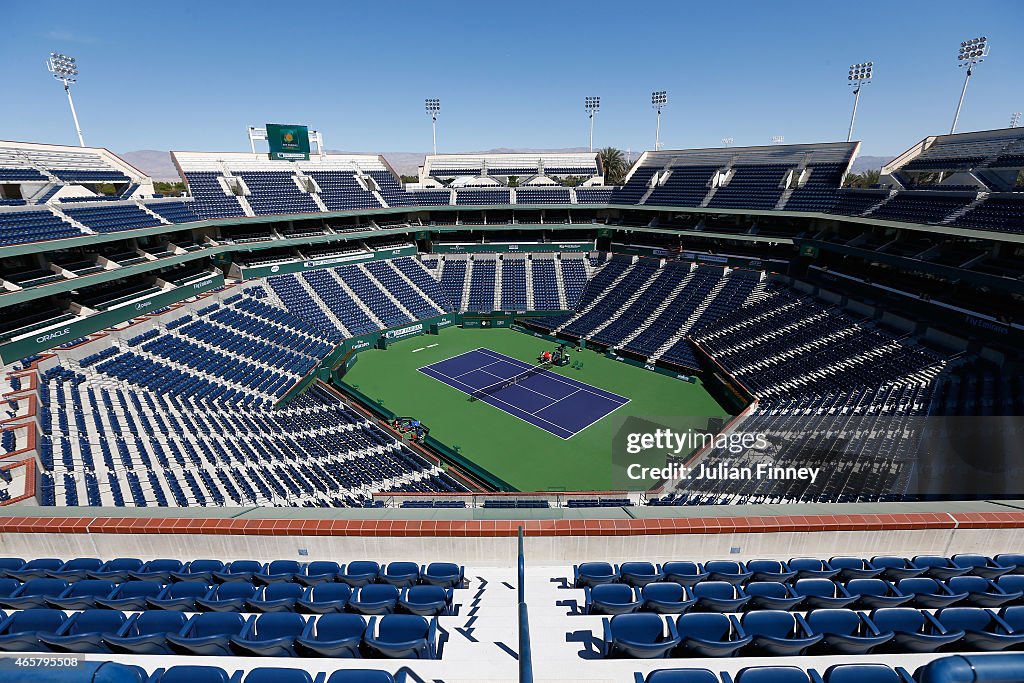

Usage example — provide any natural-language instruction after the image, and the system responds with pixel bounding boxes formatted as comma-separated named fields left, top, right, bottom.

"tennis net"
left=468, top=361, right=552, bottom=401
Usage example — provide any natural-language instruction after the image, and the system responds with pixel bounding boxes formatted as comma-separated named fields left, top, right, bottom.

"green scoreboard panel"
left=266, top=123, right=310, bottom=161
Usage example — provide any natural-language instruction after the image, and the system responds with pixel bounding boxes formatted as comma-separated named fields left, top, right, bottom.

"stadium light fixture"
left=1011, top=112, right=1021, bottom=129
left=585, top=96, right=601, bottom=152
left=771, top=135, right=785, bottom=145
left=951, top=36, right=989, bottom=134
left=846, top=61, right=873, bottom=142
left=721, top=137, right=734, bottom=147
left=46, top=52, right=85, bottom=147
left=651, top=91, right=668, bottom=150
left=425, top=98, right=441, bottom=155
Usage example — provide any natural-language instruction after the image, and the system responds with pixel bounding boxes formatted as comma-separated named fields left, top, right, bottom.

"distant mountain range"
left=119, top=148, right=894, bottom=183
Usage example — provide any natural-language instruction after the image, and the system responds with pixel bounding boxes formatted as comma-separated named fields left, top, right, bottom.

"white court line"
left=414, top=347, right=491, bottom=373
left=475, top=347, right=629, bottom=406
left=411, top=347, right=425, bottom=353
left=531, top=388, right=582, bottom=416
left=477, top=367, right=562, bottom=403
left=418, top=366, right=575, bottom=439
left=427, top=344, right=439, bottom=348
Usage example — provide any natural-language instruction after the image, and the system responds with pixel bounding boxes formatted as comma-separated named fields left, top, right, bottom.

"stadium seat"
left=896, top=578, right=968, bottom=608
left=105, top=611, right=188, bottom=654
left=255, top=560, right=304, bottom=585
left=148, top=581, right=213, bottom=611
left=644, top=669, right=720, bottom=683
left=0, top=578, right=70, bottom=609
left=951, top=554, right=1014, bottom=579
left=151, top=666, right=230, bottom=683
left=585, top=584, right=642, bottom=615
left=602, top=613, right=680, bottom=659
left=363, top=615, right=438, bottom=659
left=733, top=667, right=818, bottom=683
left=421, top=562, right=464, bottom=588
left=994, top=554, right=1024, bottom=573
left=791, top=579, right=858, bottom=609
left=89, top=558, right=144, bottom=582
left=398, top=586, right=454, bottom=616
left=248, top=582, right=304, bottom=613
left=947, top=576, right=1022, bottom=608
left=872, top=557, right=928, bottom=581
left=640, top=582, right=696, bottom=613
left=296, top=561, right=342, bottom=586
left=740, top=610, right=822, bottom=656
left=195, top=581, right=259, bottom=612
left=691, top=581, right=751, bottom=612
left=95, top=580, right=164, bottom=611
left=166, top=612, right=249, bottom=656
left=829, top=557, right=882, bottom=580
left=0, top=579, right=20, bottom=600
left=674, top=612, right=750, bottom=657
left=295, top=613, right=367, bottom=658
left=0, top=559, right=25, bottom=578
left=243, top=669, right=319, bottom=683
left=745, top=581, right=805, bottom=610
left=0, top=609, right=68, bottom=651
left=231, top=612, right=308, bottom=657
left=325, top=671, right=404, bottom=683
left=846, top=579, right=913, bottom=609
left=935, top=607, right=1024, bottom=651
left=131, top=559, right=185, bottom=583
left=6, top=559, right=64, bottom=581
left=297, top=583, right=352, bottom=614
left=805, top=608, right=893, bottom=654
left=46, top=579, right=118, bottom=610
left=747, top=560, right=797, bottom=583
left=619, top=562, right=665, bottom=587
left=574, top=562, right=619, bottom=587
left=349, top=584, right=399, bottom=615
left=172, top=560, right=226, bottom=583
left=788, top=558, right=839, bottom=580
left=340, top=561, right=381, bottom=587
left=821, top=663, right=915, bottom=683
left=870, top=607, right=964, bottom=653
left=38, top=609, right=127, bottom=653
left=659, top=565, right=708, bottom=589
left=379, top=562, right=420, bottom=588
left=48, top=558, right=103, bottom=581
left=912, top=556, right=972, bottom=580
left=214, top=560, right=264, bottom=583
left=704, top=560, right=752, bottom=585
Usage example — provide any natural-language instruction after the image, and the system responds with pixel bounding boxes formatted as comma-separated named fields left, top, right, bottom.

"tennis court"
left=418, top=347, right=629, bottom=439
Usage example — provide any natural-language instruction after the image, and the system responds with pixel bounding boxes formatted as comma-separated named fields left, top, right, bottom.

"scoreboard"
left=266, top=123, right=310, bottom=161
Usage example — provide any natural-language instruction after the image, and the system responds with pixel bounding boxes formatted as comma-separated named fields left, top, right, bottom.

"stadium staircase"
left=134, top=201, right=172, bottom=225
left=357, top=264, right=417, bottom=321
left=326, top=269, right=387, bottom=329
left=614, top=265, right=698, bottom=349
left=491, top=257, right=503, bottom=310
left=524, top=258, right=535, bottom=309
left=459, top=260, right=473, bottom=310
left=940, top=191, right=990, bottom=225
left=649, top=274, right=731, bottom=362
left=553, top=256, right=638, bottom=334
left=553, top=257, right=568, bottom=308
left=860, top=189, right=899, bottom=216
left=48, top=205, right=94, bottom=235
left=386, top=260, right=448, bottom=315
left=583, top=260, right=667, bottom=340
left=293, top=274, right=352, bottom=337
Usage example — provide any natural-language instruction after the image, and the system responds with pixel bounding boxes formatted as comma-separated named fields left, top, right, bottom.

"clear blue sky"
left=1, top=0, right=1021, bottom=158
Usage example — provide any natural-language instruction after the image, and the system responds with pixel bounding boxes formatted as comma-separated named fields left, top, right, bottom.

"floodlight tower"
left=46, top=52, right=85, bottom=147
left=425, top=98, right=440, bottom=155
left=951, top=36, right=989, bottom=134
left=1011, top=112, right=1021, bottom=129
left=721, top=137, right=734, bottom=147
left=585, top=96, right=600, bottom=152
left=772, top=136, right=785, bottom=145
left=846, top=62, right=873, bottom=142
left=651, top=91, right=668, bottom=150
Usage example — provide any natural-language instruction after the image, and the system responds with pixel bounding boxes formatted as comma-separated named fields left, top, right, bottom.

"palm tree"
left=598, top=147, right=628, bottom=185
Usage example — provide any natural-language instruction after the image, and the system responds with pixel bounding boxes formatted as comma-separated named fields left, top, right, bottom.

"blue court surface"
left=417, top=347, right=630, bottom=439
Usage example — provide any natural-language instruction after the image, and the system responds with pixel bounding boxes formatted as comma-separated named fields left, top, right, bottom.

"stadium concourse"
left=0, top=130, right=1023, bottom=681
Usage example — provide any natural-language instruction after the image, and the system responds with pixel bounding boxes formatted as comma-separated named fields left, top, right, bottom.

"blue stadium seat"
left=248, top=582, right=304, bottom=613
left=747, top=560, right=797, bottom=583
left=0, top=608, right=68, bottom=651
left=148, top=581, right=213, bottom=611
left=131, top=559, right=185, bottom=582
left=870, top=607, right=964, bottom=653
left=704, top=561, right=752, bottom=585
left=105, top=610, right=188, bottom=654
left=0, top=659, right=145, bottom=683
left=151, top=666, right=230, bottom=683
left=243, top=669, right=319, bottom=683
left=912, top=556, right=972, bottom=580
left=601, top=613, right=680, bottom=659
left=297, top=583, right=352, bottom=614
left=296, top=561, right=342, bottom=586
left=584, top=584, right=641, bottom=615
left=48, top=558, right=103, bottom=581
left=196, top=581, right=259, bottom=612
left=421, top=562, right=465, bottom=589
left=951, top=554, right=1014, bottom=580
left=948, top=576, right=1022, bottom=608
left=935, top=607, right=1024, bottom=651
left=6, top=559, right=64, bottom=581
left=95, top=580, right=164, bottom=611
left=325, top=671, right=403, bottom=683
left=38, top=609, right=127, bottom=653
left=619, top=562, right=665, bottom=587
left=872, top=557, right=927, bottom=581
left=47, top=579, right=118, bottom=610
left=846, top=579, right=912, bottom=609
left=640, top=582, right=695, bottom=614
left=0, top=579, right=20, bottom=600
left=295, top=613, right=367, bottom=658
left=379, top=562, right=420, bottom=588
left=0, top=559, right=25, bottom=578
left=662, top=562, right=709, bottom=587
left=340, top=561, right=381, bottom=587
left=821, top=663, right=915, bottom=683
left=691, top=581, right=751, bottom=612
left=166, top=612, right=249, bottom=656
left=804, top=608, right=893, bottom=654
left=172, top=560, right=226, bottom=583
left=214, top=560, right=265, bottom=583
left=574, top=562, right=619, bottom=588
left=829, top=557, right=882, bottom=580
left=89, top=558, right=143, bottom=582
left=994, top=554, right=1024, bottom=573
left=0, top=578, right=70, bottom=609
left=398, top=586, right=453, bottom=617
left=896, top=578, right=967, bottom=609
left=996, top=576, right=1024, bottom=604
left=363, top=615, right=438, bottom=659
left=349, top=584, right=399, bottom=615
left=745, top=582, right=805, bottom=611
left=255, top=560, right=304, bottom=585
left=674, top=613, right=750, bottom=657
left=788, top=558, right=839, bottom=580
left=740, top=610, right=822, bottom=656
left=231, top=612, right=308, bottom=657
left=733, top=666, right=817, bottom=683
left=792, top=579, right=857, bottom=609
left=644, top=669, right=720, bottom=683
